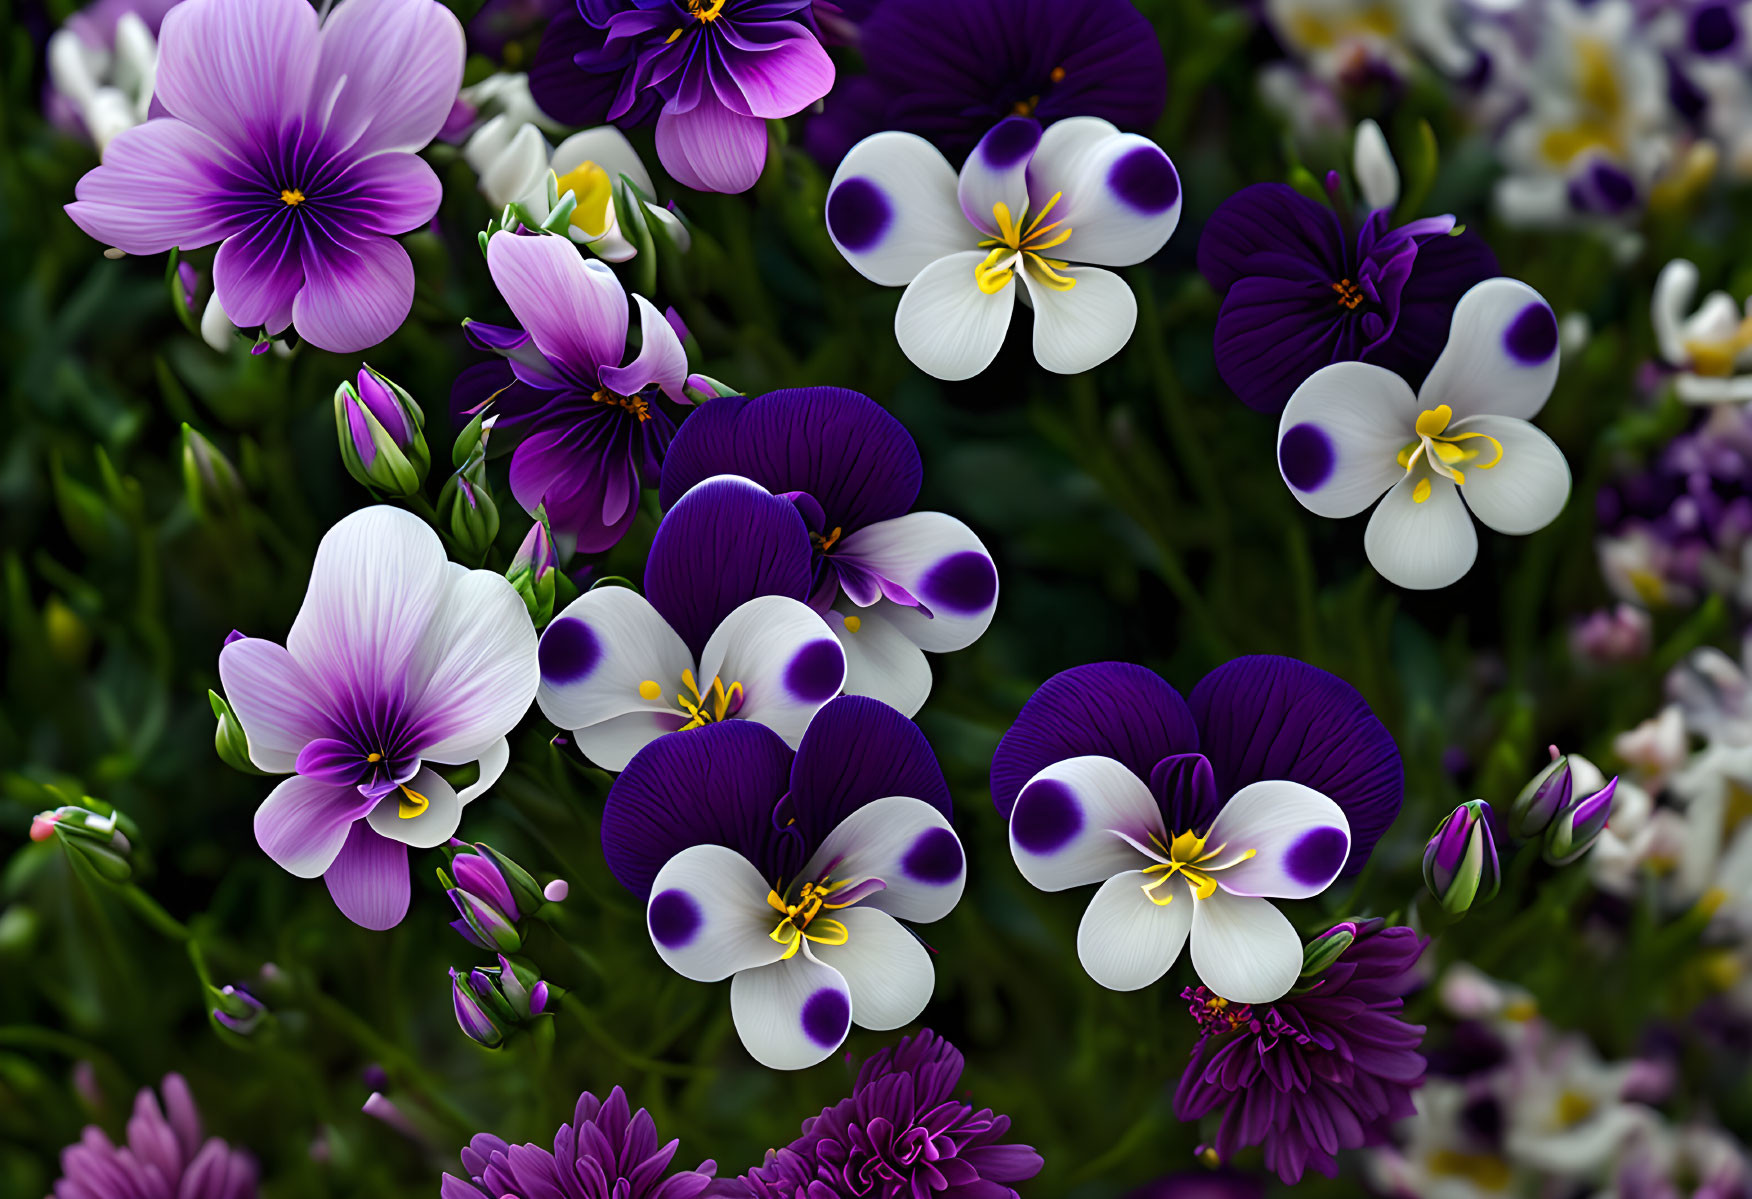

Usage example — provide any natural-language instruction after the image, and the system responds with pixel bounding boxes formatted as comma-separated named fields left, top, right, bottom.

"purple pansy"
left=990, top=656, right=1402, bottom=1003
left=1198, top=182, right=1499, bottom=414
left=803, top=0, right=1167, bottom=166
left=659, top=387, right=998, bottom=715
left=528, top=0, right=834, bottom=194
left=51, top=1074, right=258, bottom=1199
left=536, top=475, right=846, bottom=771
left=743, top=1028, right=1044, bottom=1198
left=64, top=0, right=464, bottom=353
left=601, top=696, right=963, bottom=1069
left=1173, top=921, right=1428, bottom=1185
left=453, top=231, right=690, bottom=551
left=442, top=1086, right=723, bottom=1199
left=218, top=507, right=539, bottom=930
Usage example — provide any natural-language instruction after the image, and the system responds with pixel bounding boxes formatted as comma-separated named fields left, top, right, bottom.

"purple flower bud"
left=333, top=368, right=428, bottom=497
left=447, top=887, right=522, bottom=954
left=1423, top=799, right=1500, bottom=915
left=210, top=984, right=267, bottom=1035
left=449, top=967, right=505, bottom=1048
left=1545, top=776, right=1619, bottom=865
left=354, top=367, right=411, bottom=447
left=1510, top=753, right=1573, bottom=839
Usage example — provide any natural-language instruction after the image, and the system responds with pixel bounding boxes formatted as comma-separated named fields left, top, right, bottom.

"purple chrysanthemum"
left=803, top=0, right=1167, bottom=166
left=63, top=0, right=463, bottom=353
left=1197, top=183, right=1499, bottom=414
left=1171, top=921, right=1429, bottom=1185
left=442, top=1086, right=723, bottom=1199
left=529, top=0, right=834, bottom=194
left=742, top=1029, right=1044, bottom=1198
left=51, top=1074, right=258, bottom=1199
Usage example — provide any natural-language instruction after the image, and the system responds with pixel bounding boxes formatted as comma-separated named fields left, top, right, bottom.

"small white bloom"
left=1264, top=0, right=1473, bottom=82
left=825, top=115, right=1182, bottom=380
left=1652, top=258, right=1752, bottom=403
left=1278, top=277, right=1572, bottom=590
left=48, top=12, right=158, bottom=158
left=1353, top=118, right=1400, bottom=210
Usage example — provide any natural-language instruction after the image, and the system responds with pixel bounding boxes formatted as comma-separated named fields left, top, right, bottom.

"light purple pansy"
left=659, top=386, right=997, bottom=716
left=1277, top=277, right=1572, bottom=591
left=218, top=507, right=539, bottom=930
left=826, top=114, right=1182, bottom=378
left=452, top=231, right=690, bottom=552
left=990, top=657, right=1403, bottom=1004
left=63, top=0, right=465, bottom=353
left=536, top=475, right=846, bottom=771
left=601, top=698, right=963, bottom=1070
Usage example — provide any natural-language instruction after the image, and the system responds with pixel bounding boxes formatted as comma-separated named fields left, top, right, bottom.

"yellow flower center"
left=810, top=526, right=844, bottom=553
left=638, top=669, right=744, bottom=730
left=766, top=878, right=853, bottom=958
left=688, top=0, right=727, bottom=20
left=1682, top=315, right=1752, bottom=377
left=281, top=188, right=306, bottom=206
left=1331, top=277, right=1365, bottom=310
left=1395, top=404, right=1504, bottom=502
left=591, top=387, right=651, bottom=422
left=1138, top=829, right=1256, bottom=905
left=974, top=192, right=1076, bottom=295
left=1427, top=1149, right=1512, bottom=1189
left=552, top=162, right=614, bottom=238
left=1283, top=3, right=1399, bottom=50
left=1538, top=37, right=1627, bottom=166
left=397, top=783, right=428, bottom=819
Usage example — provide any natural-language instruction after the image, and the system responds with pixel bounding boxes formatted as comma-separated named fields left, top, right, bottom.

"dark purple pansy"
left=990, top=655, right=1402, bottom=874
left=1198, top=183, right=1499, bottom=414
left=803, top=0, right=1166, bottom=166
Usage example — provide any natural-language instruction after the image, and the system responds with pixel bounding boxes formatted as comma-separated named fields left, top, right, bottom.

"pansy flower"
left=1652, top=257, right=1752, bottom=404
left=529, top=0, right=833, bottom=194
left=602, top=697, right=965, bottom=1069
left=218, top=507, right=540, bottom=929
left=537, top=476, right=845, bottom=771
left=1277, top=277, right=1572, bottom=591
left=803, top=0, right=1166, bottom=166
left=1198, top=182, right=1498, bottom=414
left=991, top=656, right=1402, bottom=1003
left=453, top=231, right=689, bottom=551
left=64, top=0, right=465, bottom=353
left=826, top=115, right=1182, bottom=379
left=659, top=387, right=997, bottom=716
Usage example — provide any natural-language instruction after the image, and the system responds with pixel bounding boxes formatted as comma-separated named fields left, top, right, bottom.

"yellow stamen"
left=1331, top=278, right=1364, bottom=309
left=766, top=879, right=852, bottom=957
left=552, top=161, right=613, bottom=238
left=1397, top=405, right=1505, bottom=491
left=397, top=785, right=429, bottom=819
left=811, top=526, right=844, bottom=553
left=675, top=668, right=744, bottom=730
left=280, top=188, right=305, bottom=206
left=686, top=0, right=726, bottom=19
left=638, top=679, right=662, bottom=701
left=1138, top=831, right=1256, bottom=906
left=1049, top=66, right=1066, bottom=83
left=972, top=194, right=1077, bottom=294
left=591, top=387, right=651, bottom=422
left=842, top=615, right=861, bottom=633
left=366, top=752, right=382, bottom=763
left=1412, top=477, right=1433, bottom=504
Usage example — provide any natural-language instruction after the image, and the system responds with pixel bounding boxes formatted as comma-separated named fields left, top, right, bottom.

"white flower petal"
left=1076, top=869, right=1193, bottom=991
left=697, top=596, right=844, bottom=750
left=1652, top=258, right=1699, bottom=366
left=827, top=132, right=969, bottom=286
left=1021, top=264, right=1137, bottom=375
left=1024, top=116, right=1181, bottom=268
left=646, top=843, right=788, bottom=982
left=1278, top=362, right=1418, bottom=518
left=808, top=906, right=935, bottom=1031
left=730, top=953, right=852, bottom=1070
left=1352, top=118, right=1399, bottom=211
left=829, top=605, right=933, bottom=718
left=1188, top=891, right=1303, bottom=1003
left=551, top=125, right=654, bottom=199
left=535, top=586, right=693, bottom=739
left=957, top=116, right=1041, bottom=238
left=834, top=512, right=997, bottom=653
left=1364, top=472, right=1478, bottom=590
left=1009, top=756, right=1162, bottom=892
left=801, top=795, right=965, bottom=924
left=1204, top=780, right=1351, bottom=900
left=1452, top=415, right=1571, bottom=535
left=409, top=566, right=540, bottom=764
left=571, top=710, right=687, bottom=774
left=893, top=251, right=1014, bottom=381
left=1419, top=278, right=1561, bottom=421
left=456, top=737, right=509, bottom=805
left=366, top=765, right=461, bottom=849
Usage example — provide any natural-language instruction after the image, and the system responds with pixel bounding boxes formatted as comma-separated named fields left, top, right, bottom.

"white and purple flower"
left=992, top=657, right=1403, bottom=1004
left=1277, top=278, right=1573, bottom=590
left=218, top=507, right=539, bottom=929
left=1652, top=257, right=1752, bottom=404
left=536, top=476, right=846, bottom=771
left=658, top=387, right=998, bottom=716
left=825, top=115, right=1182, bottom=379
left=601, top=698, right=966, bottom=1070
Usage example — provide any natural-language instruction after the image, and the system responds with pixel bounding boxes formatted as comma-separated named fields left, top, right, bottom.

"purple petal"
left=1197, top=182, right=1345, bottom=295
left=218, top=636, right=336, bottom=772
left=600, top=720, right=797, bottom=898
left=598, top=294, right=689, bottom=403
left=64, top=120, right=244, bottom=254
left=486, top=231, right=628, bottom=379
left=506, top=413, right=654, bottom=553
left=325, top=151, right=445, bottom=236
left=657, top=387, right=922, bottom=534
left=452, top=852, right=519, bottom=919
left=254, top=775, right=375, bottom=878
left=324, top=821, right=411, bottom=930
left=644, top=476, right=813, bottom=657
left=309, top=0, right=464, bottom=158
left=290, top=228, right=416, bottom=353
left=990, top=661, right=1198, bottom=819
left=654, top=97, right=769, bottom=194
left=152, top=0, right=320, bottom=151
left=713, top=21, right=834, bottom=119
left=784, top=694, right=951, bottom=855
left=1212, top=273, right=1352, bottom=415
left=528, top=5, right=624, bottom=127
left=1189, top=655, right=1403, bottom=874
left=294, top=737, right=374, bottom=788
left=213, top=218, right=304, bottom=334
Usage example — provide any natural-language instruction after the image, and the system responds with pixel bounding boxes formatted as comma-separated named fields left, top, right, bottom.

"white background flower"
left=1652, top=258, right=1752, bottom=403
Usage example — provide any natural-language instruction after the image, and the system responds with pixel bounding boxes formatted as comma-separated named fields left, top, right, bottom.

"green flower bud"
left=334, top=367, right=429, bottom=498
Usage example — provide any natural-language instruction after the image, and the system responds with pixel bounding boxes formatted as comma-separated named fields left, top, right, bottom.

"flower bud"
left=439, top=842, right=545, bottom=951
left=209, top=984, right=267, bottom=1036
left=450, top=966, right=506, bottom=1048
left=1544, top=776, right=1618, bottom=865
left=1510, top=753, right=1572, bottom=839
left=32, top=804, right=134, bottom=882
left=507, top=510, right=559, bottom=626
left=209, top=690, right=265, bottom=775
left=181, top=425, right=244, bottom=522
left=1300, top=922, right=1357, bottom=977
left=334, top=367, right=429, bottom=498
left=449, top=958, right=553, bottom=1049
left=1352, top=118, right=1399, bottom=211
left=1423, top=800, right=1501, bottom=916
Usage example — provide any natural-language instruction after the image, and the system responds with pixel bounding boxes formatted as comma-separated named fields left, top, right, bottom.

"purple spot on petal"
left=539, top=617, right=600, bottom=685
left=1693, top=3, right=1739, bottom=54
left=1012, top=778, right=1083, bottom=853
left=1285, top=826, right=1348, bottom=887
left=785, top=640, right=844, bottom=703
left=1279, top=423, right=1335, bottom=491
left=980, top=117, right=1040, bottom=169
left=648, top=889, right=701, bottom=948
left=827, top=178, right=891, bottom=252
left=922, top=551, right=996, bottom=615
left=800, top=987, right=851, bottom=1048
left=1503, top=301, right=1558, bottom=364
left=1108, top=145, right=1179, bottom=214
left=901, top=827, right=963, bottom=884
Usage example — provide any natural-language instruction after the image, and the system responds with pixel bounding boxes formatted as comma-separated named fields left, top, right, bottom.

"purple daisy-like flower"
left=529, top=0, right=834, bottom=194
left=64, top=0, right=464, bottom=353
left=742, top=1028, right=1044, bottom=1198
left=803, top=0, right=1167, bottom=166
left=1198, top=183, right=1499, bottom=414
left=453, top=231, right=690, bottom=551
left=1172, top=921, right=1429, bottom=1185
left=51, top=1074, right=258, bottom=1199
left=442, top=1086, right=723, bottom=1199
